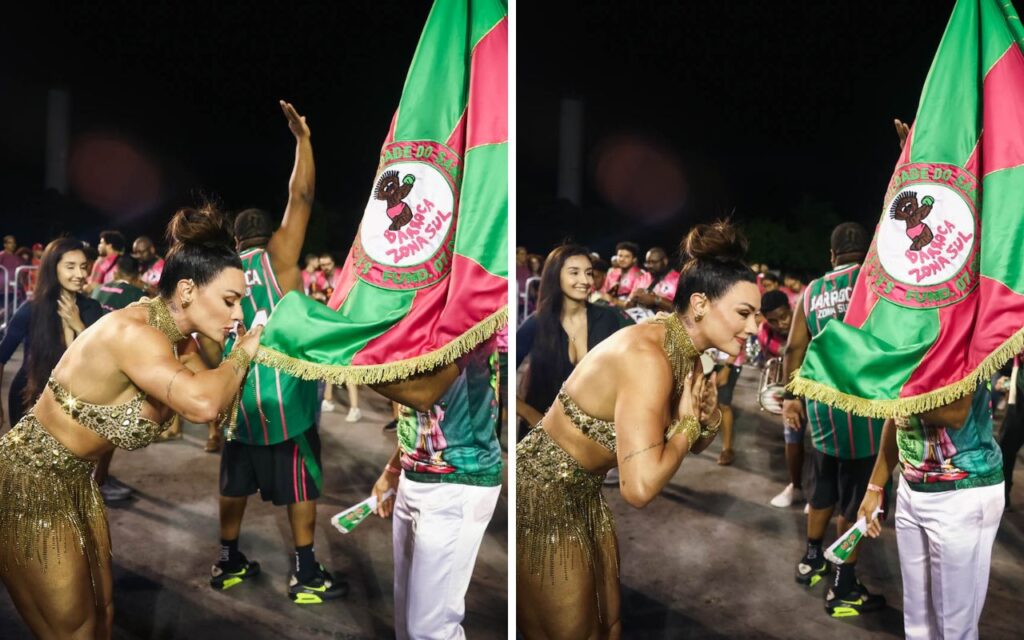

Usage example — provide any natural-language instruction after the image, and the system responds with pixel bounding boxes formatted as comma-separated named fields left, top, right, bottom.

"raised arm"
left=615, top=346, right=703, bottom=508
left=268, top=100, right=315, bottom=285
left=115, top=322, right=262, bottom=424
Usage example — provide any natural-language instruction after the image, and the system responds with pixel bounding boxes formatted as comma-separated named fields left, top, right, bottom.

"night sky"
left=1, top=1, right=432, bottom=256
left=518, top=0, right=1018, bottom=275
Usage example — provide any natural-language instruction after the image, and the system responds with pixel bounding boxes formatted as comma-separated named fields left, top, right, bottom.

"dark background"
left=517, top=0, right=1017, bottom=276
left=1, top=1, right=432, bottom=256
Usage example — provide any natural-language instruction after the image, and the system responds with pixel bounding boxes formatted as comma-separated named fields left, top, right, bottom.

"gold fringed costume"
left=517, top=390, right=618, bottom=588
left=0, top=414, right=108, bottom=573
left=0, top=298, right=180, bottom=579
left=516, top=312, right=698, bottom=629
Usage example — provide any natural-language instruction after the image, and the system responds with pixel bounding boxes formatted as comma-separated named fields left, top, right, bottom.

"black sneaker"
left=795, top=554, right=830, bottom=587
left=288, top=564, right=349, bottom=604
left=825, top=582, right=886, bottom=618
left=210, top=555, right=261, bottom=590
left=382, top=419, right=398, bottom=432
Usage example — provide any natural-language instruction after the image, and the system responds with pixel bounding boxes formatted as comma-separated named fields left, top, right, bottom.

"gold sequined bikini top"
left=45, top=297, right=183, bottom=451
left=47, top=377, right=173, bottom=450
left=558, top=389, right=617, bottom=454
left=556, top=312, right=700, bottom=454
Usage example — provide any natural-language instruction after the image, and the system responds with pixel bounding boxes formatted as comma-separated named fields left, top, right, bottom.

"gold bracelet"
left=226, top=347, right=252, bottom=374
left=700, top=408, right=723, bottom=439
left=665, top=415, right=701, bottom=450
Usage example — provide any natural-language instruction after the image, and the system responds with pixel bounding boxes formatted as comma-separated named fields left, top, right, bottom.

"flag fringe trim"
left=788, top=325, right=1024, bottom=419
left=252, top=306, right=508, bottom=386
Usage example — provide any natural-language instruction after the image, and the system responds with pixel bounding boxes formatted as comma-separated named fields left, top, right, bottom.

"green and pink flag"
left=254, top=0, right=508, bottom=384
left=791, top=0, right=1024, bottom=417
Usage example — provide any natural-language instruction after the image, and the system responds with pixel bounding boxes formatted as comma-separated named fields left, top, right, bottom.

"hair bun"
left=166, top=204, right=234, bottom=250
left=682, top=220, right=748, bottom=264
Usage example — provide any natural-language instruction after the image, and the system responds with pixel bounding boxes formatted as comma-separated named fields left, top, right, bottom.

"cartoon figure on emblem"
left=890, top=191, right=935, bottom=251
left=374, top=169, right=417, bottom=231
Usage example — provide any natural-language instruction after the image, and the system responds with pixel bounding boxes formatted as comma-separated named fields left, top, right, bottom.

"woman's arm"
left=615, top=346, right=703, bottom=508
left=516, top=397, right=544, bottom=426
left=114, top=322, right=263, bottom=424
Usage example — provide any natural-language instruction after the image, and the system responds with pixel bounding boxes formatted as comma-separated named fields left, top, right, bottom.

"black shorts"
left=808, top=449, right=883, bottom=522
left=220, top=427, right=322, bottom=506
left=714, top=364, right=743, bottom=406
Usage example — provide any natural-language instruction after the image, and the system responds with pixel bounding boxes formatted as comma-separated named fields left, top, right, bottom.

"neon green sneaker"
left=210, top=557, right=261, bottom=590
left=795, top=555, right=830, bottom=587
left=825, top=582, right=886, bottom=618
left=288, top=564, right=348, bottom=605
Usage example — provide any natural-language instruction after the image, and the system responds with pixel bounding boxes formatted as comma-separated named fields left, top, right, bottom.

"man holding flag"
left=790, top=1, right=1024, bottom=636
left=253, top=0, right=507, bottom=635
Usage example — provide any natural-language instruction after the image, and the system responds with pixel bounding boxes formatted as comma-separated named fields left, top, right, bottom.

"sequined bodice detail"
left=557, top=389, right=617, bottom=454
left=47, top=377, right=171, bottom=451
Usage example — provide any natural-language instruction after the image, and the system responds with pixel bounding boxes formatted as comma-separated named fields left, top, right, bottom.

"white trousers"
left=393, top=475, right=501, bottom=640
left=895, top=479, right=1004, bottom=640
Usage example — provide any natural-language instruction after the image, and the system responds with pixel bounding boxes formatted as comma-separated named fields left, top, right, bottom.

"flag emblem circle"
left=353, top=141, right=460, bottom=290
left=866, top=163, right=979, bottom=309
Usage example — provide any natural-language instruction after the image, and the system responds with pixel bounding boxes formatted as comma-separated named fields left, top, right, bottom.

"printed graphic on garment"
left=897, top=419, right=969, bottom=484
left=864, top=163, right=979, bottom=309
left=398, top=402, right=455, bottom=475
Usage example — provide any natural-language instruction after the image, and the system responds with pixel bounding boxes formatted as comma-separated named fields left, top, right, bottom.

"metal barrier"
left=518, top=276, right=540, bottom=326
left=0, top=265, right=38, bottom=339
left=0, top=264, right=9, bottom=338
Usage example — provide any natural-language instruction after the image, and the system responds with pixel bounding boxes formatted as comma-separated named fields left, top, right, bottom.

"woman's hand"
left=374, top=468, right=400, bottom=518
left=280, top=100, right=310, bottom=140
left=57, top=295, right=85, bottom=333
left=677, top=367, right=706, bottom=421
left=233, top=323, right=264, bottom=360
left=698, top=370, right=718, bottom=426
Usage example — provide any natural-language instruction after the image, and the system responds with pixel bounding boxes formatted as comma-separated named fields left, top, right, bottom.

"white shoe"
left=321, top=400, right=336, bottom=412
left=804, top=503, right=810, bottom=514
left=770, top=483, right=796, bottom=508
left=345, top=407, right=362, bottom=423
left=603, top=468, right=619, bottom=487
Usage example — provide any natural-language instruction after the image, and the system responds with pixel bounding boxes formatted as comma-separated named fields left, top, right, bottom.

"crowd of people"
left=0, top=101, right=504, bottom=640
left=515, top=216, right=1021, bottom=637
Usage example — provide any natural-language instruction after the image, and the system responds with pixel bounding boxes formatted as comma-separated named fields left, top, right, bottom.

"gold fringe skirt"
left=516, top=425, right=617, bottom=586
left=0, top=413, right=109, bottom=572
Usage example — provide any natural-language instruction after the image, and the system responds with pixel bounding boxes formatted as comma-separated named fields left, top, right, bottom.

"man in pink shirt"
left=627, top=246, right=679, bottom=316
left=601, top=241, right=644, bottom=300
left=131, top=235, right=165, bottom=296
left=87, top=230, right=125, bottom=292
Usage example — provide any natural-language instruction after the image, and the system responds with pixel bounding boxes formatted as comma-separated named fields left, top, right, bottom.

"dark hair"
left=319, top=252, right=334, bottom=261
left=115, top=254, right=140, bottom=277
left=158, top=206, right=243, bottom=298
left=23, top=238, right=89, bottom=408
left=761, top=290, right=790, bottom=314
left=100, top=230, right=126, bottom=253
left=304, top=253, right=318, bottom=263
left=83, top=244, right=99, bottom=264
left=760, top=271, right=780, bottom=284
left=528, top=244, right=593, bottom=411
left=615, top=241, right=640, bottom=259
left=673, top=220, right=756, bottom=311
left=233, top=208, right=273, bottom=244
left=831, top=222, right=870, bottom=257
left=590, top=257, right=610, bottom=273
